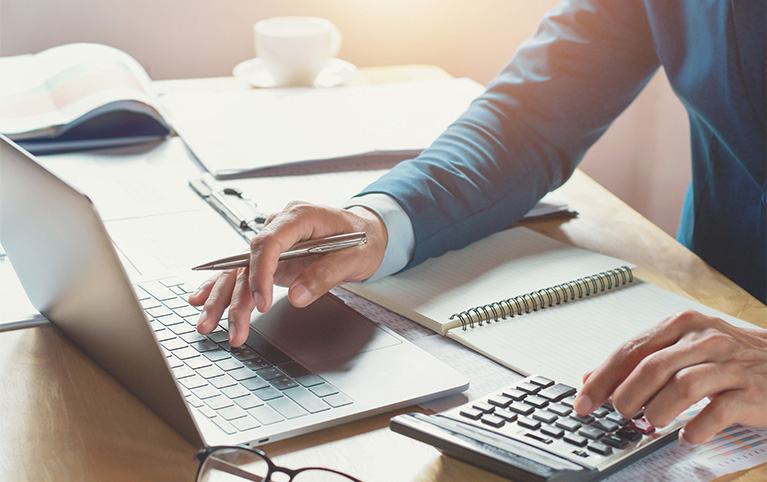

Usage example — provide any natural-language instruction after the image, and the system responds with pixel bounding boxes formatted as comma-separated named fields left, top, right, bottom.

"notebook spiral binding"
left=449, top=266, right=635, bottom=330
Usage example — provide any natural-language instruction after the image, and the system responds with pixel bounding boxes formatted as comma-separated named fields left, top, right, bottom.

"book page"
left=0, top=43, right=160, bottom=138
left=345, top=227, right=632, bottom=334
left=449, top=281, right=759, bottom=387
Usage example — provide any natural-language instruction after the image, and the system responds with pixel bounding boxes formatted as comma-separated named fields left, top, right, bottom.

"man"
left=191, top=0, right=766, bottom=445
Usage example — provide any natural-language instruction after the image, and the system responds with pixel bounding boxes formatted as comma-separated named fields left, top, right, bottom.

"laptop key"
left=230, top=415, right=261, bottom=432
left=161, top=338, right=187, bottom=351
left=268, top=397, right=307, bottom=419
left=204, top=395, right=234, bottom=411
left=253, top=386, right=282, bottom=401
left=270, top=377, right=299, bottom=391
left=284, top=387, right=330, bottom=414
left=163, top=296, right=189, bottom=310
left=309, top=383, right=338, bottom=398
left=234, top=395, right=264, bottom=410
left=241, top=377, right=270, bottom=391
left=173, top=305, right=199, bottom=318
left=295, top=374, right=325, bottom=388
left=221, top=385, right=251, bottom=399
left=228, top=367, right=258, bottom=381
left=190, top=385, right=220, bottom=400
left=323, top=392, right=353, bottom=408
left=247, top=405, right=284, bottom=425
left=192, top=340, right=219, bottom=353
left=139, top=281, right=177, bottom=301
left=210, top=416, right=237, bottom=435
left=219, top=405, right=248, bottom=421
left=179, top=375, right=207, bottom=390
left=216, top=358, right=245, bottom=371
left=203, top=350, right=231, bottom=362
left=209, top=374, right=237, bottom=389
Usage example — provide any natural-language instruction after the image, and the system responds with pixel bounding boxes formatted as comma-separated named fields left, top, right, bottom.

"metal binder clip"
left=189, top=173, right=267, bottom=241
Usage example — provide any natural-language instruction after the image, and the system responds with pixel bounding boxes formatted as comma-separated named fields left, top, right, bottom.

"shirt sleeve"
left=344, top=193, right=415, bottom=281
left=354, top=0, right=661, bottom=269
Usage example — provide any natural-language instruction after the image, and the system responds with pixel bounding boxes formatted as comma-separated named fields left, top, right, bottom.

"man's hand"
left=574, top=310, right=767, bottom=444
left=188, top=202, right=388, bottom=347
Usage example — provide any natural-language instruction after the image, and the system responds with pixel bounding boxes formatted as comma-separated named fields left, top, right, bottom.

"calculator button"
left=501, top=388, right=527, bottom=400
left=564, top=433, right=588, bottom=447
left=593, top=419, right=620, bottom=433
left=516, top=382, right=541, bottom=394
left=524, top=395, right=550, bottom=408
left=629, top=417, right=655, bottom=434
left=561, top=396, right=576, bottom=408
left=602, top=434, right=630, bottom=448
left=529, top=376, right=555, bottom=387
left=587, top=442, right=613, bottom=456
left=517, top=417, right=541, bottom=430
left=578, top=425, right=606, bottom=440
left=570, top=414, right=595, bottom=425
left=459, top=408, right=484, bottom=420
left=488, top=395, right=514, bottom=408
left=532, top=410, right=558, bottom=425
left=547, top=403, right=572, bottom=417
left=540, top=424, right=565, bottom=438
left=592, top=406, right=609, bottom=418
left=616, top=427, right=642, bottom=442
left=472, top=402, right=495, bottom=413
left=495, top=410, right=518, bottom=422
left=605, top=412, right=630, bottom=425
left=537, top=383, right=577, bottom=402
left=481, top=414, right=507, bottom=428
left=508, top=401, right=535, bottom=416
left=555, top=418, right=582, bottom=432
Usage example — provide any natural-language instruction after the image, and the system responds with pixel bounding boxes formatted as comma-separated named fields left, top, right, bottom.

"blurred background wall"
left=0, top=0, right=690, bottom=236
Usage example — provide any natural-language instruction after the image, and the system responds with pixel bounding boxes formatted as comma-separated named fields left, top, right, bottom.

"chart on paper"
left=606, top=402, right=767, bottom=482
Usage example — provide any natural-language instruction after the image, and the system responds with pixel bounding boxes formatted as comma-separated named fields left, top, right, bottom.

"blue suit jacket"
left=357, top=0, right=766, bottom=303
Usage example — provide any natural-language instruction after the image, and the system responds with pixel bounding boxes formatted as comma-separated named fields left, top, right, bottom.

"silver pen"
left=192, top=232, right=367, bottom=271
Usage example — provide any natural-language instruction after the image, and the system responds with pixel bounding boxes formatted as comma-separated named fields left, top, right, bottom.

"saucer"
left=232, top=58, right=358, bottom=88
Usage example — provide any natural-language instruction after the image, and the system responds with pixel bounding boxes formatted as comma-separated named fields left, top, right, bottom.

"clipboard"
left=189, top=173, right=267, bottom=241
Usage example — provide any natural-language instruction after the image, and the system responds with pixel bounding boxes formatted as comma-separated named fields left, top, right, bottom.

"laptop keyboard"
left=134, top=278, right=353, bottom=435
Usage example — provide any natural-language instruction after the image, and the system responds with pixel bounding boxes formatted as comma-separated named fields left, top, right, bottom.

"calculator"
left=390, top=375, right=682, bottom=481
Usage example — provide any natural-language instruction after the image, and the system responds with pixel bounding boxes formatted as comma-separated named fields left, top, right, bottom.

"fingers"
left=680, top=390, right=745, bottom=444
left=188, top=274, right=219, bottom=306
left=574, top=310, right=702, bottom=415
left=227, top=267, right=256, bottom=347
left=196, top=269, right=238, bottom=335
left=249, top=202, right=387, bottom=312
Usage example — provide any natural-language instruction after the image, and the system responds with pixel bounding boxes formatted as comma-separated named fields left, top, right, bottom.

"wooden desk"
left=1, top=69, right=764, bottom=482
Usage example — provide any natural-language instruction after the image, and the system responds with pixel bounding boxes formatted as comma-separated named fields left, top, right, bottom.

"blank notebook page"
left=449, top=281, right=757, bottom=387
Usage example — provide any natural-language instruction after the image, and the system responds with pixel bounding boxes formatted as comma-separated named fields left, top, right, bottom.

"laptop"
left=0, top=135, right=468, bottom=447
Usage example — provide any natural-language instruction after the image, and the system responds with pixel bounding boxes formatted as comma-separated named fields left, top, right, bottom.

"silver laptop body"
left=0, top=135, right=468, bottom=447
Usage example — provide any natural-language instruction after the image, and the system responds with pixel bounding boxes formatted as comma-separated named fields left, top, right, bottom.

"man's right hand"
left=188, top=201, right=388, bottom=347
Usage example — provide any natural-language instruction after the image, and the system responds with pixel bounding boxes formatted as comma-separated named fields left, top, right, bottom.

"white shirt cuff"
left=344, top=193, right=414, bottom=281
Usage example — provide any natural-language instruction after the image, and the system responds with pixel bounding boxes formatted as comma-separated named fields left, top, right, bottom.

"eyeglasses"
left=195, top=445, right=364, bottom=482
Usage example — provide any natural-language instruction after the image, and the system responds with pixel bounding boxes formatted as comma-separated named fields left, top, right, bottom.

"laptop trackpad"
left=249, top=290, right=400, bottom=369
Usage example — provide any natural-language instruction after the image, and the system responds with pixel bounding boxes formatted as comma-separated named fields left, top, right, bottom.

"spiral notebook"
left=345, top=227, right=755, bottom=387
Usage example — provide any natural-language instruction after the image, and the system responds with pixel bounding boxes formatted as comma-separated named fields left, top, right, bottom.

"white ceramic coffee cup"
left=254, top=17, right=341, bottom=87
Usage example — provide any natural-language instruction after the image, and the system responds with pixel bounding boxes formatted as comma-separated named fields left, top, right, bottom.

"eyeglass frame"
left=195, top=445, right=364, bottom=482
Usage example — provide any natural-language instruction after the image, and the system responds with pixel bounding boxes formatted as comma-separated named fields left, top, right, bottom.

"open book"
left=344, top=227, right=755, bottom=387
left=0, top=43, right=171, bottom=154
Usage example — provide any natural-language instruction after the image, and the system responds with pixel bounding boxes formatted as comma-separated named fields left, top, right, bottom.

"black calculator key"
left=509, top=401, right=535, bottom=416
left=563, top=433, right=588, bottom=447
left=602, top=434, right=630, bottom=448
left=578, top=425, right=606, bottom=440
left=529, top=376, right=555, bottom=387
left=516, top=382, right=541, bottom=394
left=587, top=442, right=613, bottom=456
left=616, top=427, right=642, bottom=442
left=537, top=383, right=577, bottom=402
left=540, top=424, right=565, bottom=438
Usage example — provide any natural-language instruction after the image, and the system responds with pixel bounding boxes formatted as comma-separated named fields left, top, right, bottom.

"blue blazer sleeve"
left=356, top=0, right=661, bottom=269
